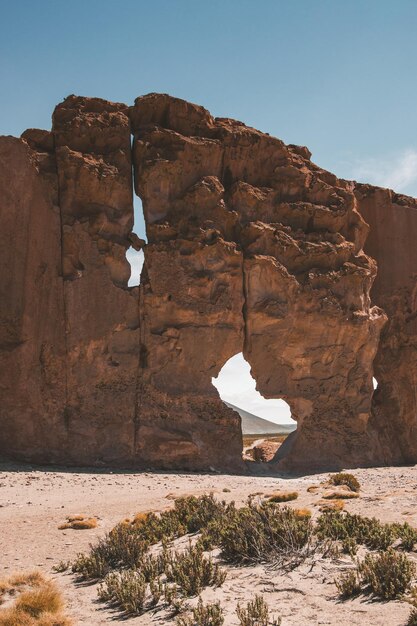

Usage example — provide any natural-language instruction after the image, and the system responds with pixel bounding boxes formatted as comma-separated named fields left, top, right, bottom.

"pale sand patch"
left=1, top=461, right=416, bottom=625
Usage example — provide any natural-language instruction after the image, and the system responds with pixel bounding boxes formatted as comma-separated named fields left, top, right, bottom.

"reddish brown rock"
left=52, top=96, right=140, bottom=465
left=355, top=185, right=417, bottom=464
left=131, top=93, right=386, bottom=471
left=1, top=92, right=416, bottom=472
left=252, top=441, right=281, bottom=463
left=0, top=136, right=67, bottom=462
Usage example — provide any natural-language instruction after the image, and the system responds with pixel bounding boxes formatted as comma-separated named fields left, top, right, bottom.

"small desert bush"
left=328, top=473, right=360, bottom=492
left=165, top=542, right=226, bottom=596
left=236, top=595, right=281, bottom=626
left=267, top=491, right=298, bottom=503
left=219, top=503, right=312, bottom=566
left=335, top=570, right=361, bottom=598
left=393, top=523, right=417, bottom=552
left=359, top=549, right=415, bottom=599
left=316, top=511, right=416, bottom=552
left=98, top=570, right=147, bottom=615
left=59, top=515, right=97, bottom=530
left=176, top=597, right=224, bottom=626
left=72, top=522, right=149, bottom=579
left=336, top=549, right=415, bottom=600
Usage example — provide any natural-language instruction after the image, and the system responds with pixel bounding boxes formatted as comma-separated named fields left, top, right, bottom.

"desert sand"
left=1, top=461, right=416, bottom=625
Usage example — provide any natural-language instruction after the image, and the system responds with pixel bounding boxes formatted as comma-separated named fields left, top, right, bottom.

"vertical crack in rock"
left=50, top=95, right=140, bottom=465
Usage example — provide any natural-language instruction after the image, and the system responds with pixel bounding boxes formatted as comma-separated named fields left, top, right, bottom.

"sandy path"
left=1, top=461, right=416, bottom=625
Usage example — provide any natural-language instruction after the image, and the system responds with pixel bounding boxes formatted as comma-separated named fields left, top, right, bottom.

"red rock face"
left=0, top=136, right=67, bottom=462
left=0, top=92, right=415, bottom=472
left=355, top=186, right=417, bottom=464
left=131, top=93, right=386, bottom=471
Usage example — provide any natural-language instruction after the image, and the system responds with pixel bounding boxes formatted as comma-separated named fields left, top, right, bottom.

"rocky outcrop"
left=0, top=135, right=67, bottom=461
left=355, top=186, right=417, bottom=464
left=131, top=93, right=386, bottom=470
left=0, top=92, right=415, bottom=472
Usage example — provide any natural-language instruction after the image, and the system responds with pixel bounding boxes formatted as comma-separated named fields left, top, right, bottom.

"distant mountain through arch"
left=225, top=402, right=296, bottom=436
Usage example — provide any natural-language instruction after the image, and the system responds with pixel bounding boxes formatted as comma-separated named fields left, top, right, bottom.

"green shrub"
left=236, top=595, right=281, bottom=626
left=177, top=597, right=224, bottom=626
left=71, top=495, right=229, bottom=581
left=71, top=552, right=110, bottom=580
left=335, top=570, right=361, bottom=598
left=336, top=549, right=415, bottom=601
left=394, top=523, right=417, bottom=552
left=220, top=503, right=312, bottom=565
left=359, top=549, right=415, bottom=600
left=97, top=569, right=147, bottom=614
left=316, top=511, right=397, bottom=551
left=341, top=537, right=358, bottom=556
left=329, top=473, right=360, bottom=492
left=165, top=542, right=226, bottom=596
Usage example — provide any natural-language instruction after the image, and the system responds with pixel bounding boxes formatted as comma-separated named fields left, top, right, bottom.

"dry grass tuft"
left=322, top=488, right=359, bottom=500
left=58, top=515, right=97, bottom=530
left=0, top=571, right=71, bottom=626
left=0, top=571, right=47, bottom=603
left=15, top=584, right=63, bottom=618
left=131, top=512, right=150, bottom=527
left=318, top=499, right=345, bottom=512
left=267, top=491, right=298, bottom=503
left=294, top=508, right=312, bottom=519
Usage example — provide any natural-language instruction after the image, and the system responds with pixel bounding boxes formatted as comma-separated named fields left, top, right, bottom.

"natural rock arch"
left=0, top=93, right=416, bottom=472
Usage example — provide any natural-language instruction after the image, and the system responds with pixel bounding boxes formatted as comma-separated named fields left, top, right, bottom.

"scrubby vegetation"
left=176, top=598, right=224, bottom=626
left=336, top=549, right=416, bottom=600
left=218, top=503, right=312, bottom=566
left=316, top=510, right=417, bottom=552
left=236, top=595, right=281, bottom=626
left=0, top=571, right=72, bottom=625
left=328, top=473, right=360, bottom=492
left=63, top=493, right=417, bottom=620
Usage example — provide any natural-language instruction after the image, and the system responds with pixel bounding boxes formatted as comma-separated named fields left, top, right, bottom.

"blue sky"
left=1, top=0, right=414, bottom=423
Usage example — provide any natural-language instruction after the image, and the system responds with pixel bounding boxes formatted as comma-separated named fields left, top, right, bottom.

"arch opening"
left=127, top=196, right=147, bottom=287
left=212, top=353, right=296, bottom=463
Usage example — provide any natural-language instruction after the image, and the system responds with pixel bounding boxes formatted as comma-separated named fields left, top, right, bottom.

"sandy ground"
left=1, top=461, right=417, bottom=625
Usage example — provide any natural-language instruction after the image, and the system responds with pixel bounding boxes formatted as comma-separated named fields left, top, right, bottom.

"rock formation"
left=0, top=93, right=415, bottom=472
left=355, top=186, right=417, bottom=464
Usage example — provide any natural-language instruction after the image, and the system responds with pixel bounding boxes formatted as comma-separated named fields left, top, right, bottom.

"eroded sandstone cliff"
left=0, top=93, right=415, bottom=471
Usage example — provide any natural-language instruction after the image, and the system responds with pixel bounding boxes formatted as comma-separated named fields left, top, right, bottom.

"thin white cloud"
left=126, top=248, right=144, bottom=286
left=351, top=148, right=417, bottom=193
left=212, top=353, right=295, bottom=426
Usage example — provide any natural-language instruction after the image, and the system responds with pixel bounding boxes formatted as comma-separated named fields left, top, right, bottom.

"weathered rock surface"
left=0, top=92, right=415, bottom=472
left=355, top=186, right=417, bottom=464
left=0, top=136, right=67, bottom=462
left=131, top=93, right=386, bottom=470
